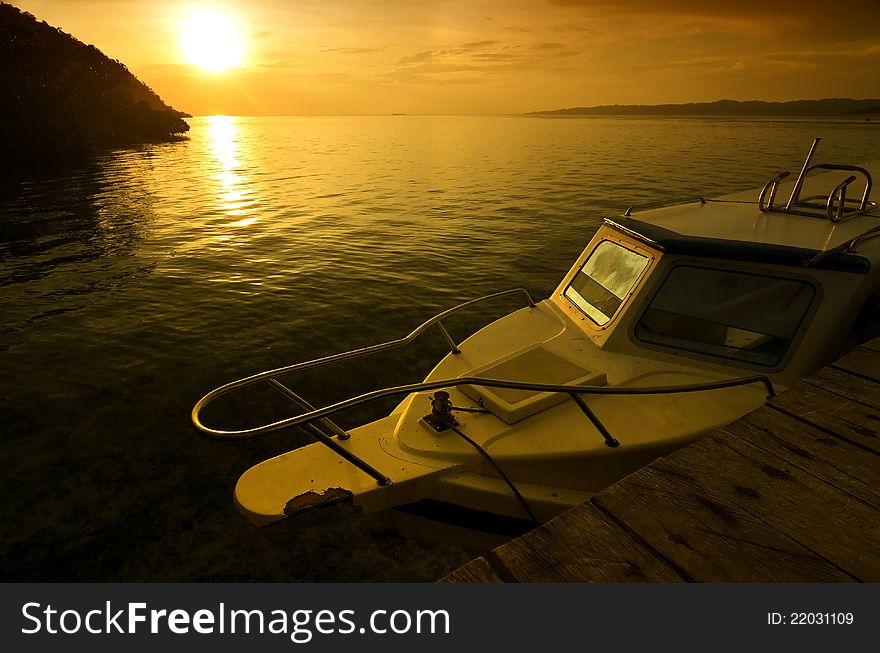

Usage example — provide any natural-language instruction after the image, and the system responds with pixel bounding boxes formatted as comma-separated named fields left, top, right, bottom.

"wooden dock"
left=442, top=339, right=880, bottom=583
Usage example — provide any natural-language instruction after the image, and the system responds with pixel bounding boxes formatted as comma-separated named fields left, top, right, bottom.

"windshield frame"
left=561, top=238, right=655, bottom=329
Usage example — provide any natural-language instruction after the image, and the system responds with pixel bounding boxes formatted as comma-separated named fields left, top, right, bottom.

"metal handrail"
left=760, top=138, right=875, bottom=220
left=623, top=196, right=707, bottom=216
left=195, top=373, right=776, bottom=440
left=847, top=226, right=880, bottom=252
left=797, top=163, right=872, bottom=214
left=758, top=172, right=791, bottom=212
left=827, top=175, right=857, bottom=222
left=784, top=136, right=822, bottom=210
left=804, top=224, right=880, bottom=267
left=191, top=287, right=537, bottom=435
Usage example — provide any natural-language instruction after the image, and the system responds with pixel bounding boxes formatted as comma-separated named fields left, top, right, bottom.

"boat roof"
left=609, top=160, right=880, bottom=274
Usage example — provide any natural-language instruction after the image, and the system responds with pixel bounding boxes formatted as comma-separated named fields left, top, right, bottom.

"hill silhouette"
left=530, top=98, right=880, bottom=117
left=1, top=2, right=190, bottom=166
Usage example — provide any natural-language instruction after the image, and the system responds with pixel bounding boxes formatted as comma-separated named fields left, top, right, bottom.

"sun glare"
left=180, top=10, right=244, bottom=72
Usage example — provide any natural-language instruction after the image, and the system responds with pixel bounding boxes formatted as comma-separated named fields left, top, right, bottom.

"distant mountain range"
left=1, top=2, right=189, bottom=166
left=530, top=99, right=880, bottom=117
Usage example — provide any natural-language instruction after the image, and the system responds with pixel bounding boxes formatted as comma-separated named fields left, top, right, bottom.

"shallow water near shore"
left=1, top=115, right=878, bottom=581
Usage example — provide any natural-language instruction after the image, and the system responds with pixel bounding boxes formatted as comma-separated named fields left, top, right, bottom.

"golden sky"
left=13, top=0, right=880, bottom=115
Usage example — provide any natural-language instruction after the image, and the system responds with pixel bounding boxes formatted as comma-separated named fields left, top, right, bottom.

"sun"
left=180, top=9, right=244, bottom=72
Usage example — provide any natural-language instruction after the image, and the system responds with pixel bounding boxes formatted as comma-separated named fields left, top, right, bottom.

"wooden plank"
left=593, top=457, right=852, bottom=582
left=832, top=346, right=880, bottom=382
left=861, top=338, right=880, bottom=354
left=804, top=366, right=880, bottom=409
left=511, top=502, right=683, bottom=582
left=625, top=424, right=879, bottom=580
left=485, top=537, right=568, bottom=582
left=769, top=380, right=880, bottom=454
left=438, top=556, right=504, bottom=583
left=706, top=429, right=880, bottom=580
left=728, top=409, right=880, bottom=510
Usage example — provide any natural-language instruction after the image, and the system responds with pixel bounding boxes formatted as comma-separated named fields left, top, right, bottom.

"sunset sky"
left=12, top=0, right=880, bottom=116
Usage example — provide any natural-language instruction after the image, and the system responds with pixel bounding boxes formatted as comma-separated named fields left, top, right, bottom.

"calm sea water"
left=1, top=115, right=878, bottom=581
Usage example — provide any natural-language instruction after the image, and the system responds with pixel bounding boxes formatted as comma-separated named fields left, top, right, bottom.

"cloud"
left=388, top=34, right=590, bottom=87
left=396, top=50, right=441, bottom=66
left=395, top=39, right=529, bottom=70
left=549, top=0, right=880, bottom=43
left=780, top=43, right=880, bottom=61
left=322, top=47, right=383, bottom=54
left=632, top=42, right=880, bottom=74
left=471, top=52, right=523, bottom=61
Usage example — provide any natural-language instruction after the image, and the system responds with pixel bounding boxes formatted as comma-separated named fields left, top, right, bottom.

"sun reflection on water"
left=206, top=115, right=255, bottom=221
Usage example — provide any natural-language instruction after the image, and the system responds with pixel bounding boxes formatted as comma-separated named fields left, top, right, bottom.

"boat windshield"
left=635, top=266, right=815, bottom=366
left=563, top=240, right=649, bottom=325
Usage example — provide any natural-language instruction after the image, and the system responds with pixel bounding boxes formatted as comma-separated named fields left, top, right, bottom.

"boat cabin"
left=551, top=161, right=880, bottom=387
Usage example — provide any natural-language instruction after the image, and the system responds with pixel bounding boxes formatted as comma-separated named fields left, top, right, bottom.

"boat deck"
left=441, top=337, right=880, bottom=583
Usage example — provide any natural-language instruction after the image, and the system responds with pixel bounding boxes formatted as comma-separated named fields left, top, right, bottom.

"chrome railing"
left=784, top=136, right=823, bottom=210
left=623, top=196, right=707, bottom=216
left=192, top=288, right=537, bottom=438
left=197, top=373, right=776, bottom=440
left=196, top=371, right=776, bottom=487
left=758, top=172, right=791, bottom=212
left=804, top=224, right=880, bottom=267
left=619, top=140, right=876, bottom=226
left=759, top=138, right=875, bottom=221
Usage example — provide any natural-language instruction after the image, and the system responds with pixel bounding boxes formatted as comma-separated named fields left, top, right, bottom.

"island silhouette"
left=530, top=98, right=880, bottom=117
left=1, top=2, right=190, bottom=167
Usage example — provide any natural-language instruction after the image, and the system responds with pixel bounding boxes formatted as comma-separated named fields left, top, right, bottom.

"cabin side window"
left=563, top=240, right=650, bottom=326
left=635, top=266, right=815, bottom=366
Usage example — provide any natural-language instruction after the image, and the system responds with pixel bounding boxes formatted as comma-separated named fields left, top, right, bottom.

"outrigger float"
left=193, top=139, right=880, bottom=549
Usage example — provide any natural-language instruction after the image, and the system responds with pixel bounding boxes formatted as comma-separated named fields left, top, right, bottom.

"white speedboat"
left=193, top=139, right=880, bottom=549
